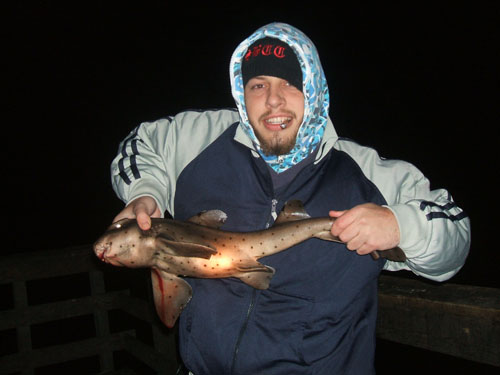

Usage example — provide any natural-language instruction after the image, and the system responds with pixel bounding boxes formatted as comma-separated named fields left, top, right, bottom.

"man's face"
left=244, top=75, right=304, bottom=156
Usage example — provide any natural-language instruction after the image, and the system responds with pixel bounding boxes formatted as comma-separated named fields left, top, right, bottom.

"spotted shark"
left=93, top=200, right=406, bottom=328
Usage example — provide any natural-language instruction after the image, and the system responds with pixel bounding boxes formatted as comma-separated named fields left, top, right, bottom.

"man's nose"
left=266, top=85, right=285, bottom=108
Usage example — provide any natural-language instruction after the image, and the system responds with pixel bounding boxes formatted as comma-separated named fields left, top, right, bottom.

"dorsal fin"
left=274, top=200, right=311, bottom=225
left=187, top=209, right=227, bottom=229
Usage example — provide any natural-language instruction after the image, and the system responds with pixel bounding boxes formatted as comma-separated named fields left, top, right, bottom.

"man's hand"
left=329, top=203, right=400, bottom=256
left=113, top=196, right=162, bottom=230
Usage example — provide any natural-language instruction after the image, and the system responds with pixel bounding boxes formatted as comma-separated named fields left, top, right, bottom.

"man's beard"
left=255, top=128, right=298, bottom=156
left=253, top=110, right=300, bottom=156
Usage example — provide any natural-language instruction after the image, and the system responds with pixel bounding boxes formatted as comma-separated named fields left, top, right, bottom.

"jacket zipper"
left=230, top=198, right=277, bottom=372
left=230, top=289, right=256, bottom=374
left=267, top=198, right=279, bottom=227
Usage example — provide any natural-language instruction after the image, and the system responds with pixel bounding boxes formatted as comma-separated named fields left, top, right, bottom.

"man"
left=112, top=23, right=470, bottom=374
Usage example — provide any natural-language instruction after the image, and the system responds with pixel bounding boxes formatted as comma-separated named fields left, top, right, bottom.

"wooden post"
left=89, top=269, right=114, bottom=372
left=12, top=280, right=34, bottom=375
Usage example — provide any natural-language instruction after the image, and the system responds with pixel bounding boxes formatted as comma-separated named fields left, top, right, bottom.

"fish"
left=94, top=200, right=406, bottom=328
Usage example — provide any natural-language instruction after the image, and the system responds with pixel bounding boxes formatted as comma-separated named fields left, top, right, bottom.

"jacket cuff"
left=384, top=204, right=429, bottom=258
left=127, top=179, right=168, bottom=218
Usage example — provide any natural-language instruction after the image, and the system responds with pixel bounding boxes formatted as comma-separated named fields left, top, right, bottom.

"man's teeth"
left=266, top=117, right=291, bottom=124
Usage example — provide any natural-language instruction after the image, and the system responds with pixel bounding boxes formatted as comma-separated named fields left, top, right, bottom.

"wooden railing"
left=1, top=246, right=499, bottom=373
left=0, top=246, right=178, bottom=374
left=378, top=273, right=499, bottom=367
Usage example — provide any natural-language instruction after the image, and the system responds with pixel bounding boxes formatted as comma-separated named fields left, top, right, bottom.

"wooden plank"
left=0, top=331, right=133, bottom=373
left=377, top=273, right=500, bottom=367
left=0, top=291, right=131, bottom=330
left=0, top=246, right=96, bottom=283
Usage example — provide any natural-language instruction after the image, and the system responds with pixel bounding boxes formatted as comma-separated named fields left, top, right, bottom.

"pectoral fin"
left=156, top=235, right=217, bottom=259
left=151, top=269, right=192, bottom=328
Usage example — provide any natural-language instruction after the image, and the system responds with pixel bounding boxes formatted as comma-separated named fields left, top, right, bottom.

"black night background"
left=3, top=1, right=499, bottom=373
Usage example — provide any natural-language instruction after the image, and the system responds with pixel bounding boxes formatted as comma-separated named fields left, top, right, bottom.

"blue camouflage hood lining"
left=230, top=22, right=330, bottom=173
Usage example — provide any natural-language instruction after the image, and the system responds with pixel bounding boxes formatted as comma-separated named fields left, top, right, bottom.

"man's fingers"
left=330, top=209, right=356, bottom=237
left=136, top=210, right=152, bottom=230
left=328, top=210, right=345, bottom=218
left=112, top=196, right=161, bottom=230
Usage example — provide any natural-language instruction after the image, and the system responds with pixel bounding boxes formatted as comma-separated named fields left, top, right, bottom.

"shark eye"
left=106, top=218, right=132, bottom=232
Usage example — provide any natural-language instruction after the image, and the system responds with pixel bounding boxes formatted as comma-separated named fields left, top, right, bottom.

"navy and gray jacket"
left=111, top=23, right=470, bottom=375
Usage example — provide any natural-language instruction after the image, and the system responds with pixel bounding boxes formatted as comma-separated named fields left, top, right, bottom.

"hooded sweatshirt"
left=230, top=22, right=330, bottom=174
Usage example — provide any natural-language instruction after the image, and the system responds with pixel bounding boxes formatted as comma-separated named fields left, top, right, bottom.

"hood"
left=230, top=22, right=330, bottom=173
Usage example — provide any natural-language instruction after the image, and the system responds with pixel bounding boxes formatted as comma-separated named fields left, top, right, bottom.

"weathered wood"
left=0, top=246, right=177, bottom=374
left=90, top=269, right=114, bottom=372
left=0, top=246, right=96, bottom=282
left=0, top=291, right=131, bottom=330
left=12, top=280, right=33, bottom=375
left=377, top=273, right=500, bottom=367
left=0, top=331, right=132, bottom=373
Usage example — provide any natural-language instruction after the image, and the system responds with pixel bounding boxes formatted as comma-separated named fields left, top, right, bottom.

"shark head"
left=93, top=218, right=154, bottom=267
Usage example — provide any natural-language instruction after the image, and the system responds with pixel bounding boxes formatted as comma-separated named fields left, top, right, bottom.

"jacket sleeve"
left=335, top=139, right=471, bottom=282
left=111, top=109, right=239, bottom=217
left=111, top=117, right=176, bottom=217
